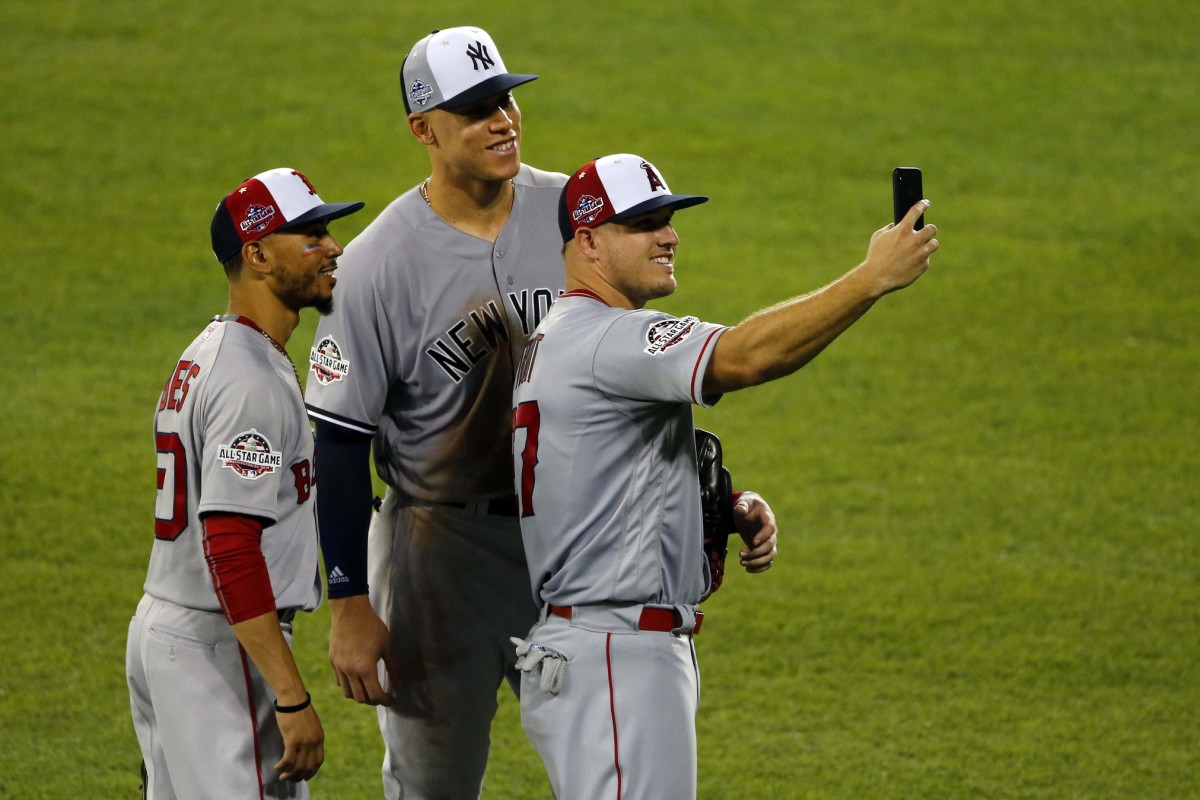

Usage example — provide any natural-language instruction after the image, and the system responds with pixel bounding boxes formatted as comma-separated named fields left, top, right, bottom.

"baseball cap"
left=210, top=168, right=365, bottom=262
left=400, top=26, right=538, bottom=113
left=558, top=154, right=709, bottom=242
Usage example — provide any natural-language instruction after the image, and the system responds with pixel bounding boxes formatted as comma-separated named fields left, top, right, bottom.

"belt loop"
left=670, top=606, right=698, bottom=636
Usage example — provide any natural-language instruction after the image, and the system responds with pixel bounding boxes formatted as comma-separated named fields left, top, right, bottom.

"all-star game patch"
left=310, top=337, right=350, bottom=385
left=239, top=204, right=276, bottom=235
left=644, top=316, right=699, bottom=356
left=571, top=194, right=606, bottom=224
left=409, top=79, right=434, bottom=107
left=218, top=429, right=283, bottom=480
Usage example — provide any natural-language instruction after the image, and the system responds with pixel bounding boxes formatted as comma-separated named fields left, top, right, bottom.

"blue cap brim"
left=438, top=73, right=538, bottom=111
left=278, top=201, right=366, bottom=231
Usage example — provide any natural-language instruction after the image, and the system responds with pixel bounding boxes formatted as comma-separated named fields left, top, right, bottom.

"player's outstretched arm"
left=704, top=201, right=938, bottom=395
left=231, top=612, right=324, bottom=782
left=328, top=595, right=395, bottom=706
left=733, top=491, right=778, bottom=573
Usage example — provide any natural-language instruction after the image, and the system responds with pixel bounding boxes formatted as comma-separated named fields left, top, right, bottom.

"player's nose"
left=491, top=106, right=516, bottom=129
left=321, top=234, right=344, bottom=257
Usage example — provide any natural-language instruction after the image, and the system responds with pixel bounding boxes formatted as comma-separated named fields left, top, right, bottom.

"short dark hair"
left=221, top=251, right=244, bottom=277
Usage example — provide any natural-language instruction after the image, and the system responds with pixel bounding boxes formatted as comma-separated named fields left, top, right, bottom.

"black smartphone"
left=892, top=167, right=924, bottom=230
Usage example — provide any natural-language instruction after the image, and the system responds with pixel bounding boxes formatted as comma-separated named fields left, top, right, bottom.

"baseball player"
left=126, top=168, right=363, bottom=798
left=302, top=26, right=564, bottom=799
left=304, top=26, right=779, bottom=799
left=510, top=154, right=939, bottom=798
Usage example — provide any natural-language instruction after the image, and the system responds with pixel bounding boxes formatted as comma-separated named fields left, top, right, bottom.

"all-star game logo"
left=239, top=204, right=277, bottom=235
left=644, top=316, right=700, bottom=356
left=571, top=194, right=606, bottom=224
left=409, top=79, right=434, bottom=107
left=309, top=337, right=350, bottom=385
left=218, top=429, right=283, bottom=480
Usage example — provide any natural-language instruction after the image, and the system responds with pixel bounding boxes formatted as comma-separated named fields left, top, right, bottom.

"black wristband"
left=273, top=692, right=311, bottom=714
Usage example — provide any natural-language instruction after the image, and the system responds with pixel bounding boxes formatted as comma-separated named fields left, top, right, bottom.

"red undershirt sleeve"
left=202, top=512, right=277, bottom=624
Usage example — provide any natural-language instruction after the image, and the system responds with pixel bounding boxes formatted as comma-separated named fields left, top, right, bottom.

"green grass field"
left=2, top=0, right=1197, bottom=797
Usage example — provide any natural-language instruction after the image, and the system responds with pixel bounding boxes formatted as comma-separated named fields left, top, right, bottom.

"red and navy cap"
left=401, top=26, right=538, bottom=114
left=558, top=154, right=708, bottom=243
left=210, top=168, right=365, bottom=262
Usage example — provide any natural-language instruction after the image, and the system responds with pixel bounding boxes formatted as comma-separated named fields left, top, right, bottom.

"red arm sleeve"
left=202, top=513, right=277, bottom=625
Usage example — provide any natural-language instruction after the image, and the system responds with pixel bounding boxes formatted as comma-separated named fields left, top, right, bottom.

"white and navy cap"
left=210, top=168, right=365, bottom=262
left=559, top=154, right=709, bottom=242
left=401, top=26, right=538, bottom=113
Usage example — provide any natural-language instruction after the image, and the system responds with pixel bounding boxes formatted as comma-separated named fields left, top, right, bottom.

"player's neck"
left=422, top=172, right=515, bottom=243
left=226, top=291, right=299, bottom=350
left=565, top=274, right=638, bottom=311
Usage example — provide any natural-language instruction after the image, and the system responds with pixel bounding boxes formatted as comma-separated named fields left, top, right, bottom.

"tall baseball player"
left=126, top=168, right=363, bottom=799
left=302, top=26, right=565, bottom=799
left=304, top=26, right=779, bottom=799
left=511, top=154, right=939, bottom=798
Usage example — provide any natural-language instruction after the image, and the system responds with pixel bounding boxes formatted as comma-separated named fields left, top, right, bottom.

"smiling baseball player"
left=511, top=154, right=938, bottom=797
left=302, top=26, right=568, bottom=799
left=126, top=168, right=363, bottom=798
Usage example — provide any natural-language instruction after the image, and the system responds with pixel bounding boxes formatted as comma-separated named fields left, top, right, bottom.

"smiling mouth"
left=489, top=139, right=516, bottom=153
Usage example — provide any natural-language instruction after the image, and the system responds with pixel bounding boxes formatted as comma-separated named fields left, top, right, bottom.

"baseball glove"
left=695, top=428, right=737, bottom=601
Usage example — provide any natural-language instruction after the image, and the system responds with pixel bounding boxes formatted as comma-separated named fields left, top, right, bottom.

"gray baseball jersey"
left=511, top=289, right=729, bottom=606
left=305, top=164, right=567, bottom=502
left=304, top=164, right=568, bottom=797
left=130, top=315, right=322, bottom=798
left=144, top=315, right=322, bottom=612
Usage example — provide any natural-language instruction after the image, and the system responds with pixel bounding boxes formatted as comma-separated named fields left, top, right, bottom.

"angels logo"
left=218, top=429, right=283, bottom=480
left=571, top=194, right=606, bottom=224
left=239, top=204, right=277, bottom=234
left=310, top=337, right=350, bottom=385
left=409, top=79, right=434, bottom=107
left=644, top=316, right=699, bottom=356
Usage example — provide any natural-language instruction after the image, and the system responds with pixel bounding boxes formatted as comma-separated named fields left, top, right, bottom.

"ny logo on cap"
left=641, top=162, right=665, bottom=192
left=466, top=40, right=495, bottom=71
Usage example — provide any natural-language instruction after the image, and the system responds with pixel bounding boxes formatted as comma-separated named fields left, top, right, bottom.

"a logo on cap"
left=240, top=204, right=277, bottom=234
left=572, top=195, right=606, bottom=224
left=465, top=40, right=495, bottom=71
left=310, top=337, right=351, bottom=385
left=641, top=162, right=666, bottom=193
left=409, top=79, right=434, bottom=107
left=218, top=429, right=283, bottom=480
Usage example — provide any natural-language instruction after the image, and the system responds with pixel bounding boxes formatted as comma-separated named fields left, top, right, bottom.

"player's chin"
left=486, top=147, right=521, bottom=177
left=315, top=295, right=334, bottom=316
left=649, top=276, right=677, bottom=300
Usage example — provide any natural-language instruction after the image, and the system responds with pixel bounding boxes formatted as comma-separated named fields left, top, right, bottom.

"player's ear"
left=576, top=227, right=603, bottom=261
left=240, top=240, right=272, bottom=275
left=408, top=112, right=436, bottom=145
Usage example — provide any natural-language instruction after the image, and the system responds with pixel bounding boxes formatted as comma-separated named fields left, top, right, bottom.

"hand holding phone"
left=892, top=167, right=925, bottom=230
